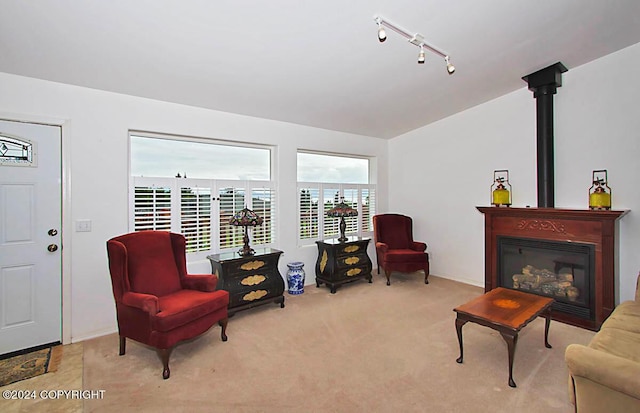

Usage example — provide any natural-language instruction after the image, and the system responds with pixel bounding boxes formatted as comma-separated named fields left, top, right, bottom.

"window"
left=297, top=152, right=375, bottom=245
left=0, top=133, right=35, bottom=166
left=130, top=133, right=276, bottom=258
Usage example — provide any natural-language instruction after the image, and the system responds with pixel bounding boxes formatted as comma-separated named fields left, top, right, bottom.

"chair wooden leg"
left=424, top=262, right=430, bottom=284
left=219, top=317, right=229, bottom=342
left=158, top=347, right=173, bottom=380
left=384, top=269, right=391, bottom=286
left=119, top=336, right=126, bottom=355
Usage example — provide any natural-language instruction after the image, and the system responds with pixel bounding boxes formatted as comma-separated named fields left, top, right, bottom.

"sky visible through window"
left=130, top=136, right=270, bottom=180
left=297, top=152, right=369, bottom=184
left=130, top=136, right=370, bottom=183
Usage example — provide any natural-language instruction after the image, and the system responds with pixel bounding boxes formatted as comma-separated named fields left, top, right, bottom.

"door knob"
left=48, top=229, right=58, bottom=236
left=47, top=244, right=58, bottom=252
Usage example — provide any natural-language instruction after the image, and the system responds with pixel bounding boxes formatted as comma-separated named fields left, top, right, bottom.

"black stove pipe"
left=522, top=62, right=568, bottom=208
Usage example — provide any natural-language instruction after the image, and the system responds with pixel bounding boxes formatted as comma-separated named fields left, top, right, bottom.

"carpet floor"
left=83, top=274, right=594, bottom=412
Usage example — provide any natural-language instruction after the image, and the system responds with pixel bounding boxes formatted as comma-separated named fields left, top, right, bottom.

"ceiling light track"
left=373, top=15, right=455, bottom=75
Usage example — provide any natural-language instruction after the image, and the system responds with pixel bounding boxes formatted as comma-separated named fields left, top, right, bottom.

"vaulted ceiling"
left=1, top=1, right=640, bottom=138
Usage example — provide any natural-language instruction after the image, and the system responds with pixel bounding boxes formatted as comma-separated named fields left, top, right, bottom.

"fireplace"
left=477, top=206, right=627, bottom=330
left=475, top=64, right=630, bottom=330
left=497, top=236, right=595, bottom=321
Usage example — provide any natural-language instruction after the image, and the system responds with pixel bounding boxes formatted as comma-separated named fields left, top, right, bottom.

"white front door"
left=0, top=119, right=62, bottom=355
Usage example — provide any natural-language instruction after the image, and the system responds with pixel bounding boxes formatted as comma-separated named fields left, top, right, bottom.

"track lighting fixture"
left=373, top=15, right=455, bottom=75
left=377, top=21, right=386, bottom=42
left=445, top=56, right=455, bottom=75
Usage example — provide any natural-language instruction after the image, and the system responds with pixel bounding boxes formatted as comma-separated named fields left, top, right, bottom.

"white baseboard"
left=71, top=327, right=117, bottom=344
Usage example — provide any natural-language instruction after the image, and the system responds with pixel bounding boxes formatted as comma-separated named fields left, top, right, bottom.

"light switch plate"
left=76, top=219, right=92, bottom=232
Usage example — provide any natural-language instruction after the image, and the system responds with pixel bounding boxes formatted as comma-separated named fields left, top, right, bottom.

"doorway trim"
left=0, top=111, right=72, bottom=345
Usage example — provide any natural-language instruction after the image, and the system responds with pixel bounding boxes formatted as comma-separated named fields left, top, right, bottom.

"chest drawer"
left=335, top=253, right=368, bottom=269
left=334, top=242, right=366, bottom=257
left=222, top=256, right=278, bottom=276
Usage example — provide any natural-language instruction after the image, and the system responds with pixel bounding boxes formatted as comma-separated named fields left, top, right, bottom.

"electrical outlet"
left=76, top=219, right=92, bottom=232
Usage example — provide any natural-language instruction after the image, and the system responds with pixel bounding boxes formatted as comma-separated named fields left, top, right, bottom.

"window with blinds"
left=180, top=185, right=211, bottom=252
left=297, top=151, right=375, bottom=244
left=131, top=178, right=276, bottom=256
left=299, top=188, right=319, bottom=240
left=129, top=132, right=275, bottom=257
left=361, top=187, right=375, bottom=232
left=218, top=186, right=246, bottom=250
left=251, top=186, right=276, bottom=246
left=133, top=185, right=172, bottom=231
left=343, top=187, right=359, bottom=235
left=216, top=184, right=275, bottom=251
left=323, top=187, right=341, bottom=239
left=297, top=184, right=376, bottom=244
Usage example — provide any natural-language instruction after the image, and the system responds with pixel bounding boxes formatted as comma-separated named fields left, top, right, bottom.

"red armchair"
left=106, top=231, right=229, bottom=379
left=373, top=214, right=430, bottom=286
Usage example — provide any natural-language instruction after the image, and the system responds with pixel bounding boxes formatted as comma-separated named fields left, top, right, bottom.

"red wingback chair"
left=373, top=214, right=430, bottom=286
left=106, top=231, right=229, bottom=379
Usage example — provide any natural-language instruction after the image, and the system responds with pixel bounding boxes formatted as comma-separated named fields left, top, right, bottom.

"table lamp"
left=326, top=198, right=358, bottom=242
left=229, top=207, right=263, bottom=256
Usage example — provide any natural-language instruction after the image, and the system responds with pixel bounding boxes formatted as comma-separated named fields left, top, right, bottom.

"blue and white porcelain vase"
left=286, top=262, right=305, bottom=295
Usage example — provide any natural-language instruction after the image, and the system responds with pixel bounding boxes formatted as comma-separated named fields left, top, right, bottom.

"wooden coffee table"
left=453, top=287, right=554, bottom=387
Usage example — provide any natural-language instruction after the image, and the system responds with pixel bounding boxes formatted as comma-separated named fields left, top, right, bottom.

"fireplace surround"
left=477, top=206, right=627, bottom=330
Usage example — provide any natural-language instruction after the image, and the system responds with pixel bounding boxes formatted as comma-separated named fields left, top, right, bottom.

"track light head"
left=374, top=16, right=387, bottom=42
left=445, top=56, right=455, bottom=75
left=377, top=24, right=386, bottom=42
left=418, top=46, right=425, bottom=64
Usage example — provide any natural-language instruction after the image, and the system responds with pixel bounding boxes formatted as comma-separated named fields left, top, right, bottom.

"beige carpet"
left=83, top=274, right=594, bottom=412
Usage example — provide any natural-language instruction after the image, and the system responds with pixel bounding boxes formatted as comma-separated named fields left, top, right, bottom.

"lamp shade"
left=229, top=207, right=263, bottom=227
left=326, top=200, right=358, bottom=218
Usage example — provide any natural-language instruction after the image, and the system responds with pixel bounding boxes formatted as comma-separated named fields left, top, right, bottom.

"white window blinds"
left=297, top=183, right=376, bottom=245
left=131, top=177, right=276, bottom=255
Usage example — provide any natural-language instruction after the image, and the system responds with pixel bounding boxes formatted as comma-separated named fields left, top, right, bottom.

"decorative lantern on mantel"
left=491, top=170, right=512, bottom=207
left=589, top=169, right=611, bottom=210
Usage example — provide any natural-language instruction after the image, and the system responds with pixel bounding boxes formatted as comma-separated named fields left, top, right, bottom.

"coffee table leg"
left=500, top=331, right=519, bottom=388
left=544, top=309, right=552, bottom=349
left=455, top=318, right=467, bottom=363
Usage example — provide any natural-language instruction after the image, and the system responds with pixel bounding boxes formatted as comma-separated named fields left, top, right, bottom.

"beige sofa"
left=565, top=272, right=640, bottom=413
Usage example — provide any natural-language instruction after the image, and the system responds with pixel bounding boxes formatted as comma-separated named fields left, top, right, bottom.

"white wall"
left=0, top=72, right=389, bottom=342
left=389, top=42, right=640, bottom=303
left=3, top=41, right=638, bottom=343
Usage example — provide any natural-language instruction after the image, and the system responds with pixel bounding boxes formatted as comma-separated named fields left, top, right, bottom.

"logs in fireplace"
left=477, top=206, right=627, bottom=330
left=498, top=236, right=595, bottom=321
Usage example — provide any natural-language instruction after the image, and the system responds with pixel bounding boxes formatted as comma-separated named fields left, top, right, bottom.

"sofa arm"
left=182, top=273, right=218, bottom=292
left=122, top=291, right=159, bottom=315
left=566, top=344, right=640, bottom=401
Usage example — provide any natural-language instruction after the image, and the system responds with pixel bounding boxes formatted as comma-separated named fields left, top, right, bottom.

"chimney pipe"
left=522, top=62, right=568, bottom=208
